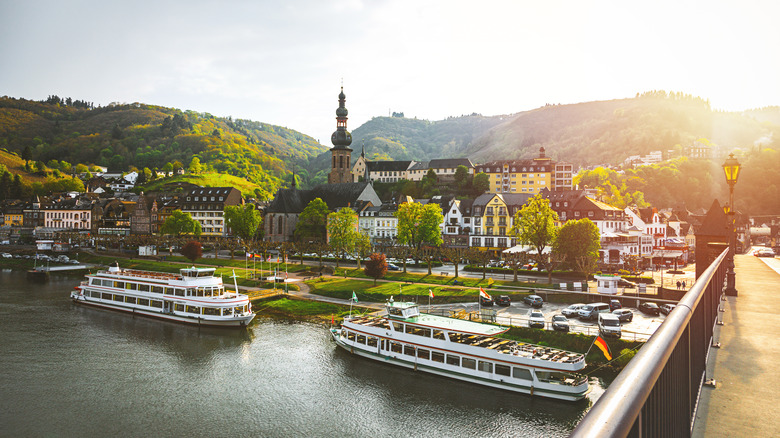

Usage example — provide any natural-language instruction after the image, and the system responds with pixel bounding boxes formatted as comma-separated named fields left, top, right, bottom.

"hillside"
left=0, top=96, right=329, bottom=195
left=140, top=173, right=264, bottom=199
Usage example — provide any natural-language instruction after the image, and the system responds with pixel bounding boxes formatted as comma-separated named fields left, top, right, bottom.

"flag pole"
left=584, top=336, right=597, bottom=356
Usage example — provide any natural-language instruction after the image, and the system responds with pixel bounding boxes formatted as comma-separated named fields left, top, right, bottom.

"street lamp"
left=722, top=153, right=741, bottom=296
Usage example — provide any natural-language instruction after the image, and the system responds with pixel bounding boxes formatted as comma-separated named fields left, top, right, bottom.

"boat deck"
left=96, top=269, right=183, bottom=281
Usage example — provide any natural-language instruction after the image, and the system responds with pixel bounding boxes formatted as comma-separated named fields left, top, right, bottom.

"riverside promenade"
left=693, top=254, right=780, bottom=437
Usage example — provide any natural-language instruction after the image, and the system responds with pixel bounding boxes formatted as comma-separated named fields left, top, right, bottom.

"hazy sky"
left=2, top=0, right=778, bottom=144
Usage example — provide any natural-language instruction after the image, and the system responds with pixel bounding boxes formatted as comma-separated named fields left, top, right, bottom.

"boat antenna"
left=230, top=269, right=240, bottom=297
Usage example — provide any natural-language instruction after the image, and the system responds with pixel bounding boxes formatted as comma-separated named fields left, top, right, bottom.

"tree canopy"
left=553, top=218, right=601, bottom=280
left=161, top=210, right=202, bottom=236
left=327, top=207, right=359, bottom=267
left=395, top=202, right=444, bottom=251
left=224, top=204, right=263, bottom=241
left=509, top=194, right=559, bottom=273
left=295, top=198, right=329, bottom=242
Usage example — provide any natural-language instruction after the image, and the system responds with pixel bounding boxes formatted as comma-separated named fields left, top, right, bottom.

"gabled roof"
left=428, top=158, right=474, bottom=169
left=696, top=199, right=729, bottom=237
left=472, top=192, right=532, bottom=208
left=266, top=182, right=378, bottom=214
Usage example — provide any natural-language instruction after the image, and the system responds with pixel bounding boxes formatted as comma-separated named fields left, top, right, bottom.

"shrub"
left=181, top=240, right=202, bottom=262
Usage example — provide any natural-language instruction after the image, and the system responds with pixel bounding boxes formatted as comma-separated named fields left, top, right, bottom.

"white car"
left=528, top=310, right=545, bottom=328
left=561, top=303, right=586, bottom=317
left=1, top=253, right=12, bottom=258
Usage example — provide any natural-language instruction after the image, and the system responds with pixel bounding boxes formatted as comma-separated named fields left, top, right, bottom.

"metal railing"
left=571, top=248, right=728, bottom=438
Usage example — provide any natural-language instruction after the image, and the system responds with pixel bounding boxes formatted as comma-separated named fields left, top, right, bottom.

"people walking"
left=676, top=280, right=681, bottom=290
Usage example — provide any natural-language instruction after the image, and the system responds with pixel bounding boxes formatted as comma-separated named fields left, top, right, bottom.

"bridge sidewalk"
left=693, top=255, right=780, bottom=437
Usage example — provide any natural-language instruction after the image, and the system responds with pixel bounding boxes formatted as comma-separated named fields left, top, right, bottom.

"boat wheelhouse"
left=330, top=300, right=589, bottom=401
left=70, top=264, right=255, bottom=327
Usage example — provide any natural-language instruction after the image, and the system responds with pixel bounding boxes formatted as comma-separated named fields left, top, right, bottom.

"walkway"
left=692, top=254, right=780, bottom=437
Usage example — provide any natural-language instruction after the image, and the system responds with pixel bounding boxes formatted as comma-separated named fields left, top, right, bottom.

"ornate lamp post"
left=722, top=153, right=741, bottom=296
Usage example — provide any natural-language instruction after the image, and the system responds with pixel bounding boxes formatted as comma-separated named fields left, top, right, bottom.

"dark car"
left=387, top=263, right=401, bottom=271
left=609, top=299, right=622, bottom=311
left=480, top=296, right=494, bottom=306
left=639, top=302, right=661, bottom=315
left=496, top=295, right=511, bottom=306
left=523, top=294, right=543, bottom=308
left=612, top=308, right=634, bottom=322
left=551, top=314, right=569, bottom=332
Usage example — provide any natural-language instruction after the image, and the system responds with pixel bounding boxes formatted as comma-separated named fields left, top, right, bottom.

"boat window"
left=417, top=348, right=430, bottom=360
left=347, top=331, right=355, bottom=341
left=164, top=287, right=173, bottom=295
left=196, top=289, right=204, bottom=297
left=114, top=281, right=124, bottom=289
left=495, top=364, right=511, bottom=377
left=126, top=283, right=137, bottom=290
left=203, top=307, right=218, bottom=316
left=125, top=296, right=136, bottom=304
left=138, top=298, right=149, bottom=306
left=478, top=361, right=492, bottom=373
left=101, top=279, right=111, bottom=286
left=221, top=307, right=232, bottom=316
left=90, top=291, right=100, bottom=298
left=392, top=322, right=404, bottom=332
left=112, top=294, right=123, bottom=302
left=433, top=330, right=446, bottom=340
left=234, top=306, right=244, bottom=314
left=405, top=326, right=431, bottom=337
left=186, top=305, right=200, bottom=314
left=390, top=342, right=402, bottom=353
left=356, top=335, right=366, bottom=344
left=89, top=278, right=99, bottom=285
left=174, top=303, right=185, bottom=312
left=175, top=289, right=185, bottom=297
left=152, top=286, right=164, bottom=294
left=513, top=367, right=532, bottom=380
left=138, top=284, right=150, bottom=292
left=404, top=345, right=415, bottom=356
left=431, top=352, right=445, bottom=363
left=380, top=340, right=386, bottom=351
left=150, top=300, right=163, bottom=309
left=102, top=292, right=112, bottom=300
left=367, top=337, right=378, bottom=347
left=388, top=307, right=403, bottom=317
left=462, top=358, right=476, bottom=369
left=446, top=354, right=460, bottom=366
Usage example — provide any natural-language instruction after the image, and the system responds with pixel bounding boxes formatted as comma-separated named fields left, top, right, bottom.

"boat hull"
left=330, top=329, right=590, bottom=402
left=71, top=293, right=255, bottom=328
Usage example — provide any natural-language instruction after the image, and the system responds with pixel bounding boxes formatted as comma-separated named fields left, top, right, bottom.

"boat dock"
left=692, top=254, right=780, bottom=437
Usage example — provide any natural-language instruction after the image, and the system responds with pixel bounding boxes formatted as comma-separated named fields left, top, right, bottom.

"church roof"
left=266, top=182, right=377, bottom=214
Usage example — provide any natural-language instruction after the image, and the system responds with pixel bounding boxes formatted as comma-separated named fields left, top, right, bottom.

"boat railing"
left=97, top=268, right=182, bottom=281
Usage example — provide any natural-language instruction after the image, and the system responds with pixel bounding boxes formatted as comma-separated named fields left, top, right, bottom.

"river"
left=0, top=270, right=604, bottom=437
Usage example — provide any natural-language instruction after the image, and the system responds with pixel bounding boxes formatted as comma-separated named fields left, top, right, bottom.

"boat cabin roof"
left=180, top=266, right=216, bottom=278
left=386, top=301, right=507, bottom=336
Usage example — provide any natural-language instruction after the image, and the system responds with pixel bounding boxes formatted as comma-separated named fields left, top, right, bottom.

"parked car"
left=578, top=303, right=611, bottom=321
left=609, top=299, right=622, bottom=311
left=598, top=313, right=622, bottom=338
left=496, top=295, right=511, bottom=306
left=523, top=294, right=543, bottom=308
left=639, top=302, right=661, bottom=315
left=618, top=278, right=636, bottom=288
left=754, top=248, right=775, bottom=257
left=551, top=314, right=569, bottom=332
left=562, top=303, right=586, bottom=317
left=660, top=304, right=676, bottom=315
left=387, top=263, right=400, bottom=271
left=528, top=310, right=545, bottom=328
left=612, top=308, right=634, bottom=322
left=1, top=253, right=12, bottom=258
left=480, top=295, right=494, bottom=306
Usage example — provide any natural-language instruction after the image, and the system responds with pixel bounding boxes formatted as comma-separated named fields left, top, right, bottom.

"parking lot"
left=439, top=298, right=668, bottom=342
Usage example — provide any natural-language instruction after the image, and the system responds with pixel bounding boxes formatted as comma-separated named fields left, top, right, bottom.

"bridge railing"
left=571, top=248, right=728, bottom=438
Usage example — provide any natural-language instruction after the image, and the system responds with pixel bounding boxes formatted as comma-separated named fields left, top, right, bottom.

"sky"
left=2, top=0, right=779, bottom=145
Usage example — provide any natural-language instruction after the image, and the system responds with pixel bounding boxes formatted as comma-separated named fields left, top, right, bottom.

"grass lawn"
left=306, top=277, right=486, bottom=304
left=252, top=297, right=370, bottom=323
left=333, top=266, right=554, bottom=290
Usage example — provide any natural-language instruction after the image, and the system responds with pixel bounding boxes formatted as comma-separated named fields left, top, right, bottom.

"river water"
left=0, top=271, right=604, bottom=437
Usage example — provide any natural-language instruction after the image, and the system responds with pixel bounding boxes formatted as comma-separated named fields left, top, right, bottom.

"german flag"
left=594, top=336, right=612, bottom=361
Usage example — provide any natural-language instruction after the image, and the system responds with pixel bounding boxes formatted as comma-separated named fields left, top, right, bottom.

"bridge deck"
left=693, top=254, right=780, bottom=437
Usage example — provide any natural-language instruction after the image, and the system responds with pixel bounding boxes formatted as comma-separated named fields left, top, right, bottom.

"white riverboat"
left=330, top=299, right=590, bottom=401
left=70, top=263, right=255, bottom=327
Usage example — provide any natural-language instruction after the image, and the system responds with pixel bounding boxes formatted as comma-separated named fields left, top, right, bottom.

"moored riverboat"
left=330, top=299, right=590, bottom=401
left=71, top=263, right=254, bottom=327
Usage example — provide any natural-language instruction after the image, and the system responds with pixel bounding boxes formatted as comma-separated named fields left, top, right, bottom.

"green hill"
left=0, top=96, right=329, bottom=195
left=140, top=172, right=264, bottom=199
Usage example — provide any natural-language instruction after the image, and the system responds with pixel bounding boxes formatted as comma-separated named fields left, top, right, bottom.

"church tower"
left=328, top=87, right=353, bottom=184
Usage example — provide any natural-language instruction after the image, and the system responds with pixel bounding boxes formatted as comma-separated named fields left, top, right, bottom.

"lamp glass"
left=722, top=153, right=741, bottom=184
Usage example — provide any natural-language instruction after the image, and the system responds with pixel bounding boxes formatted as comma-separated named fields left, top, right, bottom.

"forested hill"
left=348, top=92, right=779, bottom=167
left=0, top=96, right=328, bottom=197
left=466, top=92, right=777, bottom=165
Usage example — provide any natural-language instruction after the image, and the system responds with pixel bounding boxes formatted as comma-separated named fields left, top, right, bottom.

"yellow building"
left=469, top=193, right=532, bottom=252
left=475, top=147, right=572, bottom=194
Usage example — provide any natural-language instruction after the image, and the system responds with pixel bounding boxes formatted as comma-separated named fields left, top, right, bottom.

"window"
left=404, top=345, right=416, bottom=356
left=462, top=358, right=476, bottom=369
left=367, top=337, right=378, bottom=347
left=495, top=364, right=511, bottom=376
left=478, top=361, right=493, bottom=373
left=433, top=330, right=446, bottom=340
left=446, top=354, right=460, bottom=366
left=431, top=351, right=445, bottom=363
left=356, top=334, right=366, bottom=344
left=125, top=296, right=136, bottom=304
left=417, top=348, right=430, bottom=360
left=138, top=298, right=149, bottom=306
left=390, top=342, right=403, bottom=353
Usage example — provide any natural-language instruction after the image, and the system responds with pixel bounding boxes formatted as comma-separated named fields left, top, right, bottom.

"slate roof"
left=428, top=158, right=474, bottom=169
left=472, top=193, right=532, bottom=209
left=366, top=161, right=414, bottom=172
left=696, top=199, right=730, bottom=237
left=266, top=182, right=377, bottom=214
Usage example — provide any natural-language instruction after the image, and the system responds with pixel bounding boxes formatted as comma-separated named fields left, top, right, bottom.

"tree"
left=181, top=240, right=203, bottom=263
left=162, top=162, right=174, bottom=176
left=395, top=202, right=444, bottom=254
left=352, top=231, right=372, bottom=270
left=472, top=172, right=490, bottom=194
left=22, top=145, right=32, bottom=163
left=161, top=210, right=202, bottom=236
left=224, top=204, right=262, bottom=242
left=188, top=157, right=203, bottom=174
left=510, top=194, right=559, bottom=278
left=327, top=207, right=359, bottom=268
left=554, top=218, right=601, bottom=281
left=440, top=247, right=463, bottom=278
left=73, top=163, right=89, bottom=174
left=454, top=165, right=469, bottom=189
left=364, top=253, right=388, bottom=285
left=172, top=161, right=183, bottom=174
left=294, top=198, right=329, bottom=242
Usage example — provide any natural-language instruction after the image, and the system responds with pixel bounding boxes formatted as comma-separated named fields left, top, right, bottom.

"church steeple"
left=328, top=86, right=354, bottom=184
